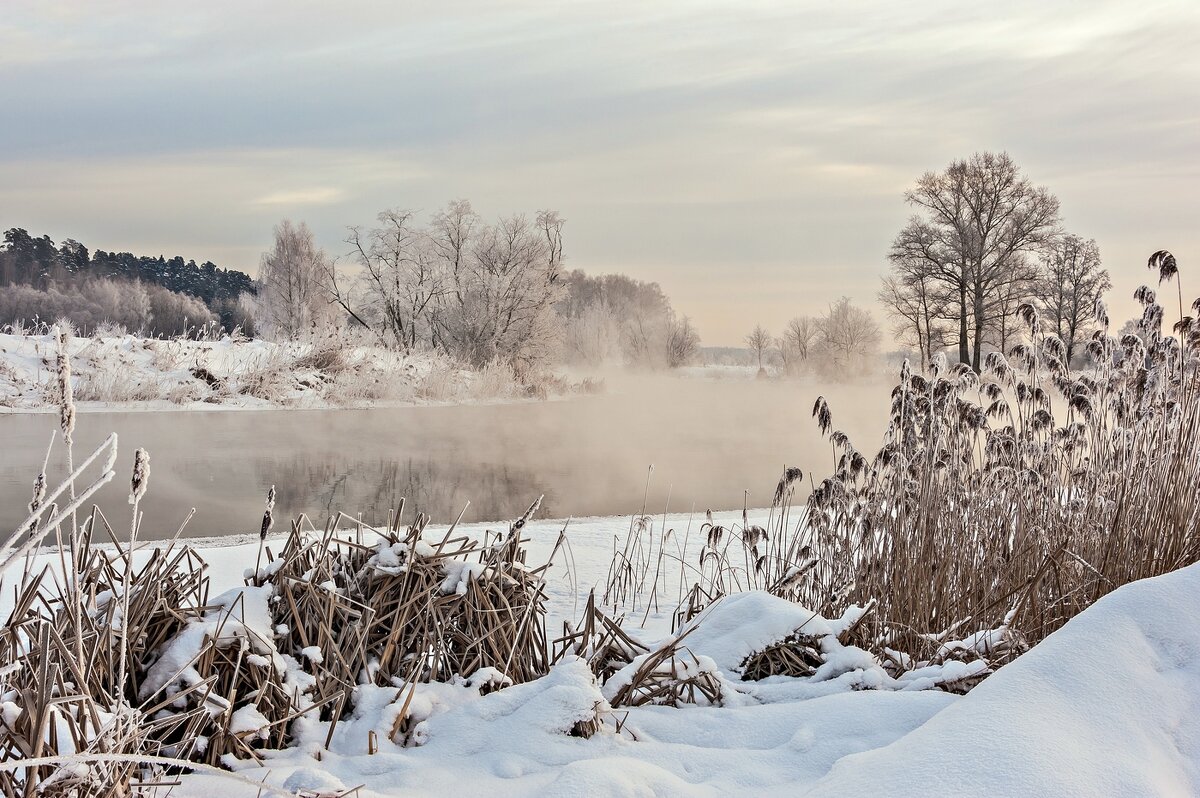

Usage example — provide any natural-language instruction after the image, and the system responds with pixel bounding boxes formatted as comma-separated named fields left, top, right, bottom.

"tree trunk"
left=958, top=283, right=970, bottom=366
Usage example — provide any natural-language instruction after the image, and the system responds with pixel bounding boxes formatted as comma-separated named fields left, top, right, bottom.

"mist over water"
left=0, top=374, right=893, bottom=540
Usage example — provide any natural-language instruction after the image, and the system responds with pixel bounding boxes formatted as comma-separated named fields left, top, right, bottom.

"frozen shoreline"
left=0, top=331, right=586, bottom=413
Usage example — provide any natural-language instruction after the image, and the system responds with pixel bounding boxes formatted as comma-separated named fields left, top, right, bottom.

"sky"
left=1, top=0, right=1198, bottom=346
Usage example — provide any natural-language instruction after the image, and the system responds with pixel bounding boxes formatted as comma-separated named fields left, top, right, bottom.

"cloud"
left=1, top=0, right=1198, bottom=343
left=254, top=188, right=346, bottom=206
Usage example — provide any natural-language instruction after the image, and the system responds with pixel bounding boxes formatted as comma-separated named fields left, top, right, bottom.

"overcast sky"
left=2, top=0, right=1198, bottom=345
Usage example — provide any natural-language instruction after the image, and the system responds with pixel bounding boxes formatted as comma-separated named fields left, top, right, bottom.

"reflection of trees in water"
left=259, top=456, right=554, bottom=526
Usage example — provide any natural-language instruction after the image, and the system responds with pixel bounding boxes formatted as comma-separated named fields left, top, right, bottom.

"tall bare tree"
left=259, top=220, right=332, bottom=339
left=1036, top=235, right=1110, bottom=363
left=888, top=152, right=1060, bottom=370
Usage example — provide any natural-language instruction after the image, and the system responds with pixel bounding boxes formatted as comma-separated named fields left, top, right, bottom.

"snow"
left=7, top=511, right=1200, bottom=795
left=805, top=562, right=1200, bottom=797
left=162, top=560, right=1200, bottom=796
left=0, top=331, right=559, bottom=412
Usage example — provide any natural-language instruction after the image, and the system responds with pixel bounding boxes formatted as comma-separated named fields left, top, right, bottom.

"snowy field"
left=12, top=510, right=1195, bottom=797
left=0, top=332, right=554, bottom=412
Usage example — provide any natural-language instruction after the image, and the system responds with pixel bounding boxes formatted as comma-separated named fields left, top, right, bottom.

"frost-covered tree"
left=258, top=220, right=332, bottom=340
left=887, top=152, right=1060, bottom=370
left=323, top=201, right=567, bottom=375
left=745, top=325, right=772, bottom=371
left=815, top=297, right=881, bottom=374
left=1036, top=235, right=1110, bottom=363
left=778, top=316, right=821, bottom=375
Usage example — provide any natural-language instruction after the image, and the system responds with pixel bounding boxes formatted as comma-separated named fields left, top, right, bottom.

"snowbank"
left=172, top=559, right=1200, bottom=796
left=10, top=512, right=1199, bottom=795
left=0, top=332, right=542, bottom=411
left=806, top=561, right=1200, bottom=797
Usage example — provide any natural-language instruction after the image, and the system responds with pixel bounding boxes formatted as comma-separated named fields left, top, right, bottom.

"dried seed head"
left=1147, top=250, right=1178, bottom=284
left=28, top=472, right=46, bottom=515
left=813, top=396, right=832, bottom=436
left=773, top=467, right=804, bottom=507
left=129, top=448, right=150, bottom=505
left=1016, top=303, right=1039, bottom=334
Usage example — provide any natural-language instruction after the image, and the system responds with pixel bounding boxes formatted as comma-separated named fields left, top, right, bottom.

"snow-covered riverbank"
left=180, top=536, right=1200, bottom=796
left=11, top=510, right=1197, bottom=797
left=0, top=332, right=581, bottom=412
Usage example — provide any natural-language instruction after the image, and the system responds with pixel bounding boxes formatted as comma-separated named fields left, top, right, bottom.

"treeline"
left=257, top=201, right=701, bottom=375
left=740, top=297, right=883, bottom=378
left=2, top=205, right=701, bottom=373
left=558, top=270, right=699, bottom=369
left=0, top=227, right=256, bottom=334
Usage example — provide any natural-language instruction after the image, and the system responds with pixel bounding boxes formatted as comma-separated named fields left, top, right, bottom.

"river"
left=0, top=375, right=891, bottom=540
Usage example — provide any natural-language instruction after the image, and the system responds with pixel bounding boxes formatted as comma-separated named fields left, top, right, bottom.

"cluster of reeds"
left=553, top=591, right=650, bottom=683
left=595, top=252, right=1199, bottom=685
left=601, top=628, right=726, bottom=709
left=782, top=251, right=1200, bottom=658
left=257, top=497, right=562, bottom=739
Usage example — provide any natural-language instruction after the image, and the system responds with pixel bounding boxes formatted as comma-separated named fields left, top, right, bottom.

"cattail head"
left=260, top=485, right=276, bottom=540
left=54, top=325, right=75, bottom=445
left=128, top=448, right=150, bottom=505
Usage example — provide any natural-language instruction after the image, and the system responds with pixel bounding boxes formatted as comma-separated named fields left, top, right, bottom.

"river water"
left=0, top=375, right=890, bottom=540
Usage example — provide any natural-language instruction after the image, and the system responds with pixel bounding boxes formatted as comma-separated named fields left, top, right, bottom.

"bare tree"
left=332, top=209, right=446, bottom=351
left=777, top=316, right=820, bottom=375
left=879, top=252, right=953, bottom=366
left=259, top=220, right=332, bottom=339
left=815, top=297, right=882, bottom=373
left=889, top=152, right=1060, bottom=370
left=666, top=314, right=700, bottom=367
left=431, top=209, right=566, bottom=373
left=745, top=324, right=772, bottom=371
left=1036, top=235, right=1110, bottom=363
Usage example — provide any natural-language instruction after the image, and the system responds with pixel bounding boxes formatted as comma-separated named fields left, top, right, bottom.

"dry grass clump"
left=739, top=632, right=826, bottom=681
left=553, top=591, right=649, bottom=683
left=415, top=361, right=464, bottom=401
left=73, top=369, right=165, bottom=403
left=603, top=630, right=725, bottom=708
left=253, top=496, right=563, bottom=752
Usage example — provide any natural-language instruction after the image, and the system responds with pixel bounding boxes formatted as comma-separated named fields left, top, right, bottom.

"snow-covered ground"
left=15, top=509, right=1193, bottom=797
left=0, top=332, right=555, bottom=412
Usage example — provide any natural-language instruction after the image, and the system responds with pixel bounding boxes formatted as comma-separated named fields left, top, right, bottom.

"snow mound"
left=679, top=591, right=834, bottom=673
left=806, top=562, right=1200, bottom=797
